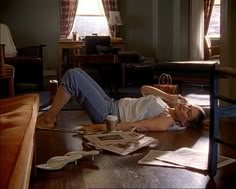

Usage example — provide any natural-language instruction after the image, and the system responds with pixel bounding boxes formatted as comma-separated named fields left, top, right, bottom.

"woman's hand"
left=169, top=94, right=188, bottom=105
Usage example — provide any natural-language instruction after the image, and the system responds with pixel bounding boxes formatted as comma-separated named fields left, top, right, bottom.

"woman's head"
left=174, top=103, right=205, bottom=128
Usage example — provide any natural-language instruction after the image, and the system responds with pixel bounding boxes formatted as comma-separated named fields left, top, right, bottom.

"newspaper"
left=138, top=150, right=184, bottom=168
left=138, top=148, right=236, bottom=170
left=83, top=131, right=158, bottom=156
left=155, top=147, right=209, bottom=170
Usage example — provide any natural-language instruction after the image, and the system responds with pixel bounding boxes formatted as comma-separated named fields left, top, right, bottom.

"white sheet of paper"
left=138, top=150, right=184, bottom=168
left=154, top=148, right=208, bottom=170
left=138, top=148, right=236, bottom=171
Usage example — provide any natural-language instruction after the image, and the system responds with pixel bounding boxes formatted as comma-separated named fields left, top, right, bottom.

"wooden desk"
left=58, top=39, right=125, bottom=80
left=58, top=40, right=84, bottom=80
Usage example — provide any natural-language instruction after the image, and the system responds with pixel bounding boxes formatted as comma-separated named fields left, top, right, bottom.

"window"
left=207, top=0, right=221, bottom=37
left=70, top=0, right=110, bottom=38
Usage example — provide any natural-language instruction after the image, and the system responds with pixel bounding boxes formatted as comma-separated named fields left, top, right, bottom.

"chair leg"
left=8, top=77, right=14, bottom=97
left=208, top=113, right=218, bottom=177
left=121, top=63, right=126, bottom=88
left=208, top=68, right=219, bottom=177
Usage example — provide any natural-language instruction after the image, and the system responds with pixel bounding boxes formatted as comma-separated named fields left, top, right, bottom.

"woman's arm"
left=141, top=85, right=187, bottom=105
left=117, top=114, right=174, bottom=131
left=79, top=114, right=174, bottom=133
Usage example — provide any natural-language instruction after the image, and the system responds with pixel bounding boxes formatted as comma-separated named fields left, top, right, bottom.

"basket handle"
left=158, top=73, right=172, bottom=85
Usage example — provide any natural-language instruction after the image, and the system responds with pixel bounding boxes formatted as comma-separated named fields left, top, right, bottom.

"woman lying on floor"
left=37, top=68, right=205, bottom=132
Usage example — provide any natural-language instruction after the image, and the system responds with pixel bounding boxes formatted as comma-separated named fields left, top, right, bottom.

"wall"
left=119, top=0, right=154, bottom=56
left=172, top=0, right=190, bottom=60
left=230, top=0, right=236, bottom=97
left=0, top=0, right=59, bottom=70
left=221, top=0, right=236, bottom=97
left=120, top=0, right=190, bottom=61
left=155, top=0, right=174, bottom=61
left=0, top=0, right=191, bottom=70
left=1, top=0, right=235, bottom=98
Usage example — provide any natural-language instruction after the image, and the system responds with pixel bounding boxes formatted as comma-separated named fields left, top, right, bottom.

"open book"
left=83, top=131, right=158, bottom=156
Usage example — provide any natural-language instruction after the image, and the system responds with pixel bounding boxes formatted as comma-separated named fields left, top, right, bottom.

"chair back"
left=0, top=44, right=5, bottom=76
left=0, top=24, right=17, bottom=57
left=0, top=43, right=14, bottom=97
left=204, top=35, right=220, bottom=60
left=0, top=44, right=14, bottom=78
left=84, top=36, right=111, bottom=54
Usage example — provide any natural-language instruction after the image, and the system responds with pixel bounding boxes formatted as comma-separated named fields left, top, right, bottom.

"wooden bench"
left=153, top=61, right=219, bottom=92
left=0, top=94, right=39, bottom=189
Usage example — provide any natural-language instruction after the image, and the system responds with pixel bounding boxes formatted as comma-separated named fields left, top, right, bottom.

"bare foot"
left=36, top=114, right=56, bottom=129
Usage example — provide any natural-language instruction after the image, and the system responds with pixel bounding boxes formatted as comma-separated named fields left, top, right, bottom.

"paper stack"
left=83, top=131, right=158, bottom=156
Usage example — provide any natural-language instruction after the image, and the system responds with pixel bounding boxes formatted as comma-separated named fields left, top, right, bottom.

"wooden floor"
left=30, top=108, right=236, bottom=189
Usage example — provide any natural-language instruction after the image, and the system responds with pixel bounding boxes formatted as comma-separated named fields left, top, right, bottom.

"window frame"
left=69, top=0, right=110, bottom=38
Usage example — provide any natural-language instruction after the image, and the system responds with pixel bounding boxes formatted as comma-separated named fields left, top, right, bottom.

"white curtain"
left=189, top=0, right=204, bottom=60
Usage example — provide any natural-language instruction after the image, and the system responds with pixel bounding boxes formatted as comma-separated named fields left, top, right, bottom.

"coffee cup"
left=106, top=115, right=118, bottom=132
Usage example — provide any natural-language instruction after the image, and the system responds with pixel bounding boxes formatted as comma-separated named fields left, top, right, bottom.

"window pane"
left=73, top=16, right=110, bottom=37
left=77, top=0, right=105, bottom=16
left=69, top=0, right=110, bottom=38
left=207, top=3, right=220, bottom=37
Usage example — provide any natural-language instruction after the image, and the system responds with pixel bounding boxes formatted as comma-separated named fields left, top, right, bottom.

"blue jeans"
left=61, top=68, right=119, bottom=123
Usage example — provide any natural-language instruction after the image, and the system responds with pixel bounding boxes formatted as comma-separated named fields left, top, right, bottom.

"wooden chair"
left=118, top=51, right=157, bottom=87
left=0, top=44, right=14, bottom=97
left=0, top=24, right=46, bottom=90
left=73, top=36, right=120, bottom=96
left=4, top=45, right=46, bottom=90
left=204, top=36, right=220, bottom=60
left=208, top=64, right=236, bottom=177
left=73, top=36, right=118, bottom=66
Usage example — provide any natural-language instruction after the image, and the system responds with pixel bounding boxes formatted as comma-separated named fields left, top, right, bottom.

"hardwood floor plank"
left=30, top=110, right=236, bottom=189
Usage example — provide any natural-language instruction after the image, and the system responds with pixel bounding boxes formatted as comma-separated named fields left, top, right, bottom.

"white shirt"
left=118, top=95, right=168, bottom=122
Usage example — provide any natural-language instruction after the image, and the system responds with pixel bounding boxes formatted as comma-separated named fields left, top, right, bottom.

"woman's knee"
left=67, top=68, right=82, bottom=74
left=64, top=68, right=82, bottom=79
left=61, top=69, right=81, bottom=93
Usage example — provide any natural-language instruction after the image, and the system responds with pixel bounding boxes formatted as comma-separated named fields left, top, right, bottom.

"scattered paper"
left=138, top=148, right=236, bottom=171
left=138, top=150, right=184, bottom=168
left=83, top=131, right=158, bottom=156
left=155, top=148, right=209, bottom=170
left=217, top=155, right=236, bottom=168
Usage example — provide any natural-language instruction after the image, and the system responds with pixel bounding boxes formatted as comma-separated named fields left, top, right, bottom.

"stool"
left=208, top=65, right=236, bottom=177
